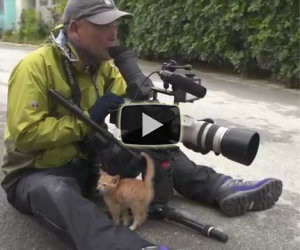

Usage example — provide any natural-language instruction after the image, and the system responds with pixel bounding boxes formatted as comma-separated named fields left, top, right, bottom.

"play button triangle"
left=142, top=113, right=163, bottom=137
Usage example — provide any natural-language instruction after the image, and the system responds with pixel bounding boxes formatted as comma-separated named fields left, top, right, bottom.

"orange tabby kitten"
left=97, top=152, right=155, bottom=230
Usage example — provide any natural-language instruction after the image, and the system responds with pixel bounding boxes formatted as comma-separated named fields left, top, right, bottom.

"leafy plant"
left=116, top=0, right=299, bottom=87
left=3, top=8, right=51, bottom=44
left=48, top=0, right=68, bottom=25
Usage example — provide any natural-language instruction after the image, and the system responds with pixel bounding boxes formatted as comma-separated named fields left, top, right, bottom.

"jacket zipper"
left=91, top=73, right=100, bottom=98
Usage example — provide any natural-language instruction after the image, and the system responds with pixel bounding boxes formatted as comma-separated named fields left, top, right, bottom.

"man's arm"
left=7, top=54, right=91, bottom=153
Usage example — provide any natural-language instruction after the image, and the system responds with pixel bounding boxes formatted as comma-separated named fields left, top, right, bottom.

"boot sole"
left=219, top=179, right=283, bottom=217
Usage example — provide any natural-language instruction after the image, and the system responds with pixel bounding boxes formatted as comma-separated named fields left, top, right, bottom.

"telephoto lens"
left=181, top=116, right=260, bottom=166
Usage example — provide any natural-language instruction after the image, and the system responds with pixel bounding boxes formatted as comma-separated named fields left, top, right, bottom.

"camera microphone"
left=159, top=71, right=207, bottom=98
left=108, top=46, right=154, bottom=101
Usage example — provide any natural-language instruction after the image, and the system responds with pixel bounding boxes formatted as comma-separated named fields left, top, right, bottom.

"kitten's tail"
left=140, top=152, right=155, bottom=188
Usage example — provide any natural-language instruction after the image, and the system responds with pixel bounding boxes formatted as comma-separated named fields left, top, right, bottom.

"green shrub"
left=19, top=8, right=50, bottom=42
left=48, top=0, right=68, bottom=25
left=3, top=8, right=51, bottom=44
left=116, top=0, right=299, bottom=87
left=2, top=29, right=18, bottom=43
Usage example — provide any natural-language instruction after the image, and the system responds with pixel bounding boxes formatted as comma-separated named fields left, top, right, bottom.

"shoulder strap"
left=61, top=57, right=81, bottom=107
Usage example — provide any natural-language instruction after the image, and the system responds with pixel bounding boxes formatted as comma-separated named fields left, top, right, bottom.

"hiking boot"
left=215, top=177, right=282, bottom=216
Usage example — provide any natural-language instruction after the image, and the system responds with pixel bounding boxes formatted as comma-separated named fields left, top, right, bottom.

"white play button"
left=142, top=113, right=163, bottom=137
left=120, top=104, right=181, bottom=145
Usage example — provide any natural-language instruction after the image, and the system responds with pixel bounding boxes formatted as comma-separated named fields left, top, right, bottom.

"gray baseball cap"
left=62, top=0, right=133, bottom=25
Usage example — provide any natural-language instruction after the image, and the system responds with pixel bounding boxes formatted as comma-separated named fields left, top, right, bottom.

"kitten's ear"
left=113, top=175, right=120, bottom=184
left=100, top=169, right=106, bottom=175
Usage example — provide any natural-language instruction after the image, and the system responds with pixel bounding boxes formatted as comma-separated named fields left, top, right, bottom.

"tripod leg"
left=149, top=204, right=228, bottom=243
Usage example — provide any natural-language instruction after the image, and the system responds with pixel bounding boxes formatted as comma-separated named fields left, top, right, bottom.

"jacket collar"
left=51, top=25, right=80, bottom=63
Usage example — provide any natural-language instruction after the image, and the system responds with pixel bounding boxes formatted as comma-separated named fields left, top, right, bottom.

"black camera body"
left=108, top=48, right=260, bottom=167
left=107, top=49, right=260, bottom=205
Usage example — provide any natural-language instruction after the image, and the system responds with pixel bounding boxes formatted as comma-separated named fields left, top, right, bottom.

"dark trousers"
left=6, top=159, right=151, bottom=250
left=5, top=149, right=225, bottom=250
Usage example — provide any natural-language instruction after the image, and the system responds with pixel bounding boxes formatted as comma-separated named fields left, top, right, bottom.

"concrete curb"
left=0, top=40, right=38, bottom=48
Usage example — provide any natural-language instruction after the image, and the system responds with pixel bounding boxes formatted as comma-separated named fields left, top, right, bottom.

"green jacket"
left=1, top=27, right=127, bottom=190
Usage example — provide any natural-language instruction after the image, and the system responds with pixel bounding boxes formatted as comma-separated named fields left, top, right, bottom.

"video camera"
left=108, top=46, right=260, bottom=166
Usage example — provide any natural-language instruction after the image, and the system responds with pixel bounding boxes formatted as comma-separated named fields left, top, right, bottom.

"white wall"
left=15, top=0, right=23, bottom=30
left=15, top=0, right=54, bottom=29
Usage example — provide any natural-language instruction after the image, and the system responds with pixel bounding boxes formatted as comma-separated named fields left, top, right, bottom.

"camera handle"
left=151, top=77, right=202, bottom=104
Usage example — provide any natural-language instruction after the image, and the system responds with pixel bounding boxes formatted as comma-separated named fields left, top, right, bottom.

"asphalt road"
left=0, top=42, right=299, bottom=250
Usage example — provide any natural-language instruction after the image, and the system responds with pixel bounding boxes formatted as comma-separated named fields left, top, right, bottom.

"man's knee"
left=12, top=172, right=81, bottom=214
left=29, top=174, right=81, bottom=206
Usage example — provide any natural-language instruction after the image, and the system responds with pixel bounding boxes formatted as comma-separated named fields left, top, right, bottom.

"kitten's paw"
left=129, top=224, right=137, bottom=231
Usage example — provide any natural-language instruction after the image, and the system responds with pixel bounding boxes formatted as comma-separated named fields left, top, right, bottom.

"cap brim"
left=86, top=9, right=133, bottom=25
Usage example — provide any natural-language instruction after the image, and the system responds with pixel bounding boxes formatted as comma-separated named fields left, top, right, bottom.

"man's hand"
left=89, top=92, right=124, bottom=124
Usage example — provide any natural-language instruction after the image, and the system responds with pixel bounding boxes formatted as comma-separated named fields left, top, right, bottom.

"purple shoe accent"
left=220, top=176, right=232, bottom=185
left=231, top=178, right=272, bottom=192
left=141, top=246, right=170, bottom=250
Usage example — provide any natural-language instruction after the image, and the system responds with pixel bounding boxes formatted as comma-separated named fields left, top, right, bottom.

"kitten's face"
left=97, top=170, right=120, bottom=194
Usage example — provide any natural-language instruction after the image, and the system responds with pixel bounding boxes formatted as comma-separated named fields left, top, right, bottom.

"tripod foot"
left=202, top=225, right=228, bottom=242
